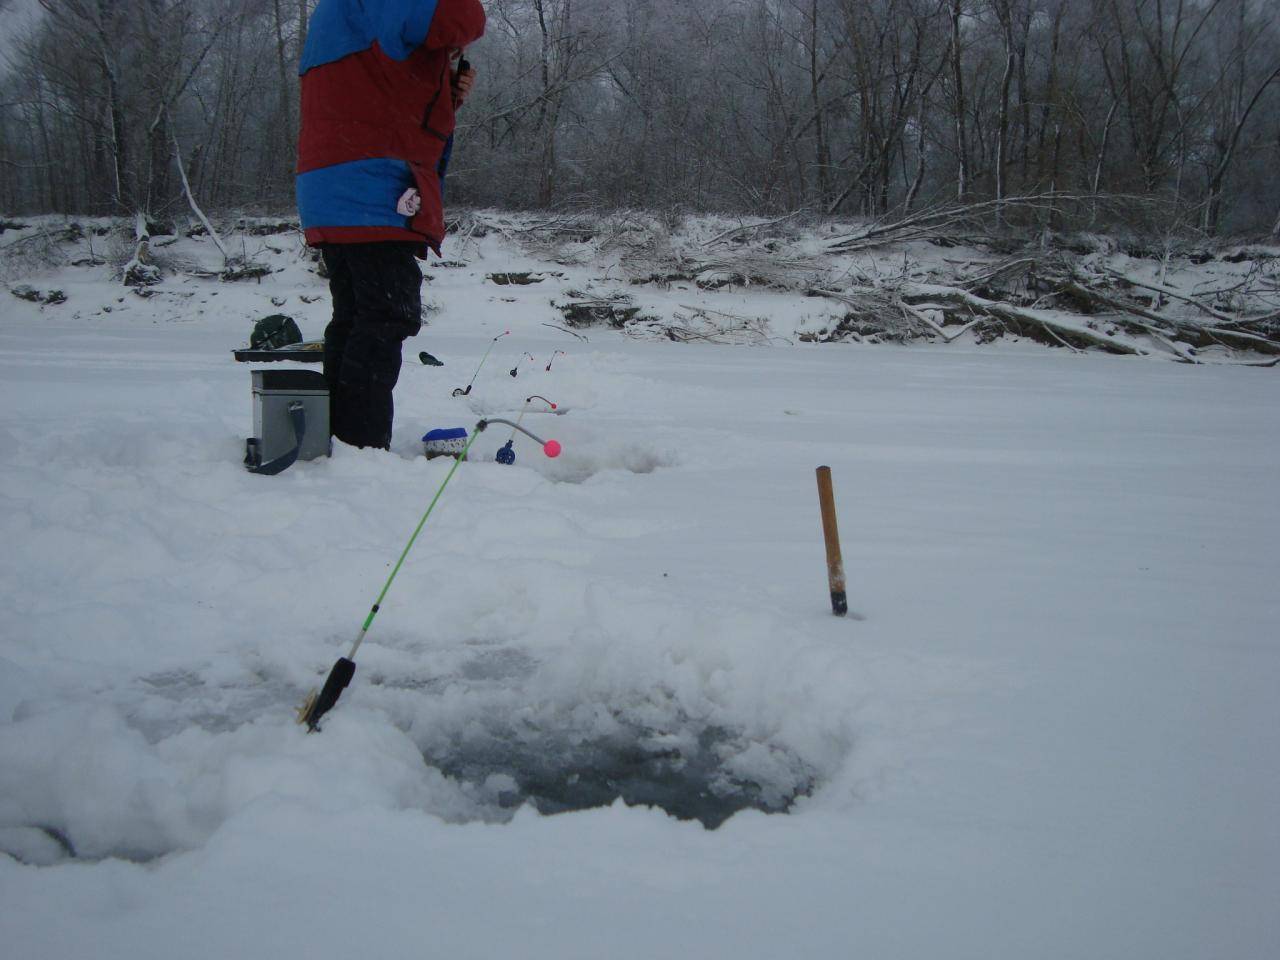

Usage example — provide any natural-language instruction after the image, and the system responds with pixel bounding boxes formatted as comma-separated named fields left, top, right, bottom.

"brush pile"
left=5, top=204, right=1279, bottom=364
left=476, top=200, right=1280, bottom=364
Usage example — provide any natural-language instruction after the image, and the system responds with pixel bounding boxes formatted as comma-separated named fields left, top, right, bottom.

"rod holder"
left=815, top=466, right=847, bottom=616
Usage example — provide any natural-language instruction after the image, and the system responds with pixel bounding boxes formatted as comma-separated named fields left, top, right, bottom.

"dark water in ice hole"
left=421, top=720, right=814, bottom=830
left=377, top=654, right=814, bottom=829
left=376, top=649, right=817, bottom=829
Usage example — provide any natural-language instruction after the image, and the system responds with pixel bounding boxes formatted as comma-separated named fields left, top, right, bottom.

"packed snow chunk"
left=527, top=433, right=678, bottom=484
left=0, top=705, right=200, bottom=862
left=0, top=826, right=74, bottom=866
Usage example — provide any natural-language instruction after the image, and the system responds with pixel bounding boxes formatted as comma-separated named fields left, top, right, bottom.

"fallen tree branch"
left=170, top=113, right=229, bottom=266
left=823, top=194, right=1125, bottom=253
left=1102, top=268, right=1239, bottom=325
left=1035, top=319, right=1085, bottom=353
left=961, top=256, right=1040, bottom=291
left=897, top=301, right=983, bottom=342
left=1198, top=325, right=1280, bottom=354
left=898, top=283, right=1147, bottom=355
left=701, top=211, right=803, bottom=247
left=1054, top=278, right=1179, bottom=333
left=542, top=322, right=589, bottom=341
left=1056, top=276, right=1280, bottom=355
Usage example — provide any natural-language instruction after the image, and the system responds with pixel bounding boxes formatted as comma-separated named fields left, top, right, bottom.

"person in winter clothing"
left=297, top=0, right=485, bottom=449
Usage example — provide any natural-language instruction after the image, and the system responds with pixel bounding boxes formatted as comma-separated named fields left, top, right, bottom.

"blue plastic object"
left=423, top=427, right=467, bottom=443
left=495, top=440, right=516, bottom=465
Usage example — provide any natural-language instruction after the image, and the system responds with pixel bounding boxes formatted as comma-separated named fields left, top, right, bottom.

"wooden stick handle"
left=815, top=466, right=847, bottom=616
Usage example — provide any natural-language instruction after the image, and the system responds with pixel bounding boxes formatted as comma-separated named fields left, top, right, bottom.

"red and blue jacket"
left=296, top=0, right=486, bottom=254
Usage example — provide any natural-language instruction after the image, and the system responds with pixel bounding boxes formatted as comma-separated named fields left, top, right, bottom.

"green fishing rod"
left=297, top=416, right=562, bottom=730
left=451, top=330, right=510, bottom=396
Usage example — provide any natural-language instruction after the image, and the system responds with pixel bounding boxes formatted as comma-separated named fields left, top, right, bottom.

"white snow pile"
left=0, top=214, right=1277, bottom=959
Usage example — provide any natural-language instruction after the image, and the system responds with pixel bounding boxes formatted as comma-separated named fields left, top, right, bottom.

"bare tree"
left=948, top=0, right=970, bottom=199
left=2, top=0, right=1278, bottom=234
left=1199, top=0, right=1280, bottom=232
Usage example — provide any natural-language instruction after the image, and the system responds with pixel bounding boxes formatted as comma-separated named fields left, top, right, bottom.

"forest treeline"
left=2, top=0, right=1278, bottom=237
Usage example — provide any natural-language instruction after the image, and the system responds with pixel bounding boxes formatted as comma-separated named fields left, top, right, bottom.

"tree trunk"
left=949, top=0, right=969, bottom=200
left=1091, top=100, right=1119, bottom=222
left=533, top=0, right=556, bottom=205
left=993, top=0, right=1015, bottom=210
left=1203, top=62, right=1280, bottom=233
left=272, top=0, right=295, bottom=192
left=904, top=94, right=927, bottom=211
left=809, top=0, right=830, bottom=207
left=1036, top=1, right=1063, bottom=188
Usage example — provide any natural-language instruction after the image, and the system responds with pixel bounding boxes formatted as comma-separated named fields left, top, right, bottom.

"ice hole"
left=418, top=716, right=815, bottom=829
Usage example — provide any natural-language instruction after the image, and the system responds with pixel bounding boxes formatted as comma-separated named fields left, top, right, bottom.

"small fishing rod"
left=452, top=330, right=510, bottom=396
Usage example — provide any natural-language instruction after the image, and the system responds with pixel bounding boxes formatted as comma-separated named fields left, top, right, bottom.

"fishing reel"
left=479, top=413, right=561, bottom=466
left=491, top=396, right=561, bottom=466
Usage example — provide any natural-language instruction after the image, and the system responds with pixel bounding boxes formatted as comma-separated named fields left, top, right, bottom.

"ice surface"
left=1, top=221, right=1277, bottom=959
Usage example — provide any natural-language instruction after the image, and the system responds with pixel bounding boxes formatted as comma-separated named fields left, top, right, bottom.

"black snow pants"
left=320, top=242, right=423, bottom=450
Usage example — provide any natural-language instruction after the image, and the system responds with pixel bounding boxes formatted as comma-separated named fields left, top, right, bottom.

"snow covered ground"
left=1, top=221, right=1278, bottom=958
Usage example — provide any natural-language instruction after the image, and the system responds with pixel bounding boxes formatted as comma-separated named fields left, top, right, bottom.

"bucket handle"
left=245, top=400, right=306, bottom=476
